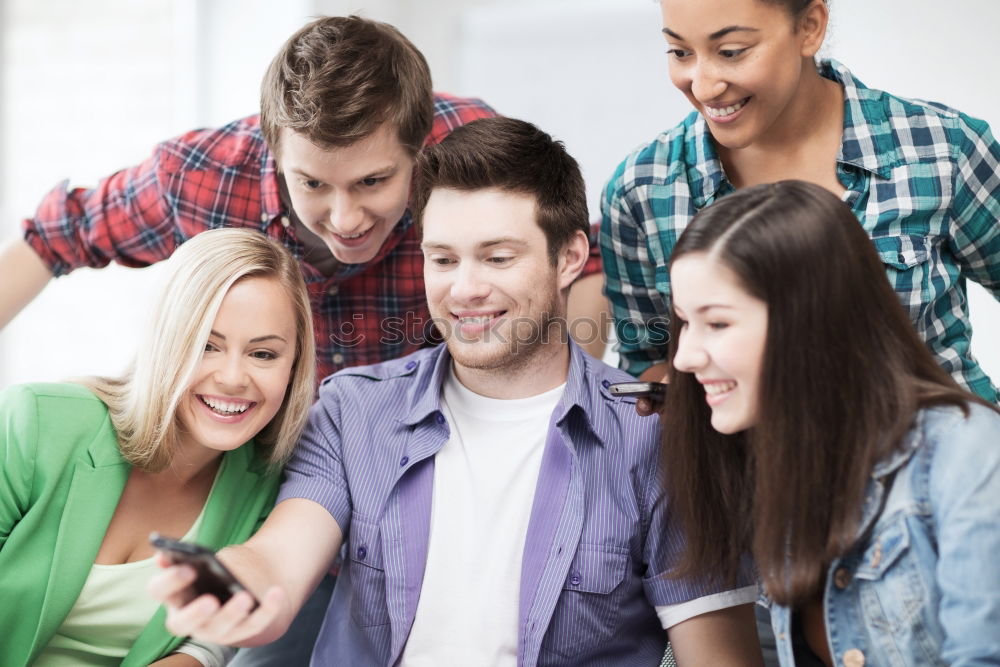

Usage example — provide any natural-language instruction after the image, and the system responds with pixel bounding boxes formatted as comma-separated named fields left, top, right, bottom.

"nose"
left=672, top=327, right=708, bottom=374
left=690, top=61, right=727, bottom=103
left=328, top=191, right=365, bottom=234
left=213, top=351, right=249, bottom=389
left=449, top=262, right=491, bottom=304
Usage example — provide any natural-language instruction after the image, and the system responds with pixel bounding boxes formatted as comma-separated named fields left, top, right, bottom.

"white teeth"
left=201, top=396, right=251, bottom=414
left=459, top=316, right=493, bottom=323
left=704, top=381, right=736, bottom=396
left=705, top=99, right=747, bottom=118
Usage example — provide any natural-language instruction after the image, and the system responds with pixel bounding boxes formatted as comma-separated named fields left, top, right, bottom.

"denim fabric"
left=769, top=404, right=1000, bottom=666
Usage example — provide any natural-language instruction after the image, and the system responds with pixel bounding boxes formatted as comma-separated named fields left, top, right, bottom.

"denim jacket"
left=769, top=404, right=1000, bottom=666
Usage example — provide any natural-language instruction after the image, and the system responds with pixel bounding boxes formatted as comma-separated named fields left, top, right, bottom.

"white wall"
left=2, top=0, right=999, bottom=388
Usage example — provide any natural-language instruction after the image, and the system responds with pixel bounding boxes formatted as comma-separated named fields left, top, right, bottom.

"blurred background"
left=2, top=0, right=999, bottom=388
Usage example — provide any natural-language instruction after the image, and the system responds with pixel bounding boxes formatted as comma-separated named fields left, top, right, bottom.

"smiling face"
left=421, top=188, right=580, bottom=378
left=277, top=124, right=415, bottom=265
left=177, top=277, right=297, bottom=464
left=659, top=0, right=825, bottom=150
left=670, top=252, right=768, bottom=434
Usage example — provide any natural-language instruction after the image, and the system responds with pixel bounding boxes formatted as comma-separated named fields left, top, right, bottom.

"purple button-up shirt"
left=279, top=342, right=728, bottom=666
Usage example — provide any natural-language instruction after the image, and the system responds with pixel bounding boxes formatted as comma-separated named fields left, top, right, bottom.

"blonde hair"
left=80, top=229, right=315, bottom=471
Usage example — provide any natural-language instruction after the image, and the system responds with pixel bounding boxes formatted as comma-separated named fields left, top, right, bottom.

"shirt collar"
left=398, top=340, right=604, bottom=445
left=821, top=58, right=895, bottom=179
left=871, top=411, right=924, bottom=479
left=258, top=128, right=284, bottom=222
left=551, top=340, right=605, bottom=445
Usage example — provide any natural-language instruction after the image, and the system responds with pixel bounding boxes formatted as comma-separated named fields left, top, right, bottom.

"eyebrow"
left=289, top=165, right=397, bottom=183
left=662, top=25, right=759, bottom=41
left=421, top=237, right=528, bottom=251
left=674, top=304, right=736, bottom=318
left=696, top=304, right=736, bottom=313
left=209, top=330, right=288, bottom=344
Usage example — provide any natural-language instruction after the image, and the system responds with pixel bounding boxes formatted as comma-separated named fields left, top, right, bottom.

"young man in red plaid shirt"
left=0, top=15, right=605, bottom=383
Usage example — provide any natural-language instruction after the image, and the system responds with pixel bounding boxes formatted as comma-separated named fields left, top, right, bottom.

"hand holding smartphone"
left=149, top=532, right=258, bottom=610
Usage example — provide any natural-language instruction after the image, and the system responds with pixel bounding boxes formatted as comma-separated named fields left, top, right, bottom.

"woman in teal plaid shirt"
left=601, top=0, right=1000, bottom=404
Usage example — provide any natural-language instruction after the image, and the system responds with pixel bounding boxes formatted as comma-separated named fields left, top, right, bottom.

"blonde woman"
left=0, top=228, right=315, bottom=666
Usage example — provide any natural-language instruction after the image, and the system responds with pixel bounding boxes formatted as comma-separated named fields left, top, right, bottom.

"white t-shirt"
left=400, top=371, right=564, bottom=666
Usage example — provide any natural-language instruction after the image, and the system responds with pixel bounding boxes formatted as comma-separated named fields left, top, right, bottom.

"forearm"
left=213, top=543, right=301, bottom=645
left=668, top=604, right=764, bottom=666
left=0, top=238, right=52, bottom=329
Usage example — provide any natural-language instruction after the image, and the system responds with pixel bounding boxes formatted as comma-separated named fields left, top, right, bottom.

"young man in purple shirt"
left=151, top=117, right=763, bottom=666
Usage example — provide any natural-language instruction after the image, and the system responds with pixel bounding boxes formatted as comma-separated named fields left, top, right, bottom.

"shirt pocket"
left=851, top=515, right=933, bottom=639
left=540, top=545, right=629, bottom=659
left=347, top=519, right=391, bottom=627
left=870, top=234, right=933, bottom=329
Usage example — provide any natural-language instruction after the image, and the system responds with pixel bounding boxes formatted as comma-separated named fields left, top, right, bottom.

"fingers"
left=151, top=574, right=287, bottom=646
left=148, top=563, right=198, bottom=608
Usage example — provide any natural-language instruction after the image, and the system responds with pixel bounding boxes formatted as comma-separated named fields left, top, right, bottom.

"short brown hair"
left=260, top=15, right=434, bottom=156
left=411, top=117, right=589, bottom=264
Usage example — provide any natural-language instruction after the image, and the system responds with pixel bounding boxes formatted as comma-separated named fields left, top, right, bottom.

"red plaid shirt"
left=24, top=93, right=602, bottom=383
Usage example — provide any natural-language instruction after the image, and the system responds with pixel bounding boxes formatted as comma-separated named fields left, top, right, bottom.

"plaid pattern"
left=24, top=95, right=600, bottom=383
left=601, top=59, right=1000, bottom=402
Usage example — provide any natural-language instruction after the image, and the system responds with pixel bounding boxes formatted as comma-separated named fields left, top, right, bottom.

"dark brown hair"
left=260, top=15, right=433, bottom=156
left=661, top=180, right=983, bottom=605
left=411, top=117, right=589, bottom=264
left=760, top=0, right=823, bottom=15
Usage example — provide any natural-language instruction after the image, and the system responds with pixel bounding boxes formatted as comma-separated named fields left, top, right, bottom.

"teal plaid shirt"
left=601, top=59, right=1000, bottom=402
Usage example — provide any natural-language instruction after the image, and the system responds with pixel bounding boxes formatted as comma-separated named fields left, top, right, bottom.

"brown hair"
left=411, top=116, right=589, bottom=264
left=260, top=15, right=433, bottom=156
left=661, top=180, right=984, bottom=605
left=760, top=0, right=823, bottom=15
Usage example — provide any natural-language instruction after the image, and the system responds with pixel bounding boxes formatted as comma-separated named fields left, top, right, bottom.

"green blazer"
left=0, top=383, right=281, bottom=666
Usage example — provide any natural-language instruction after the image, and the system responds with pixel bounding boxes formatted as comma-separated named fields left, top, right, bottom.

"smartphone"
left=607, top=381, right=667, bottom=400
left=149, top=532, right=258, bottom=609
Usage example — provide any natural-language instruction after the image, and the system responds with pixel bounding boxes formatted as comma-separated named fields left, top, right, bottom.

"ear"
left=797, top=0, right=829, bottom=59
left=556, top=229, right=592, bottom=291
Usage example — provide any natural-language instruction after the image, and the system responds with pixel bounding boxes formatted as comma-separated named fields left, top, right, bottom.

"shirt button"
left=405, top=360, right=417, bottom=371
left=569, top=572, right=582, bottom=586
left=842, top=648, right=865, bottom=667
left=260, top=213, right=269, bottom=223
left=280, top=215, right=290, bottom=228
left=332, top=353, right=345, bottom=364
left=435, top=413, right=446, bottom=425
left=834, top=567, right=852, bottom=589
left=399, top=456, right=409, bottom=467
left=356, top=545, right=367, bottom=560
left=601, top=379, right=611, bottom=389
left=327, top=285, right=339, bottom=296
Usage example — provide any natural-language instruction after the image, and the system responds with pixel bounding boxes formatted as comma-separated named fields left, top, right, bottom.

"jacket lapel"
left=32, top=421, right=129, bottom=659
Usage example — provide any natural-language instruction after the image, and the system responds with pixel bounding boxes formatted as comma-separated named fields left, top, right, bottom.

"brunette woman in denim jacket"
left=660, top=180, right=1000, bottom=666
